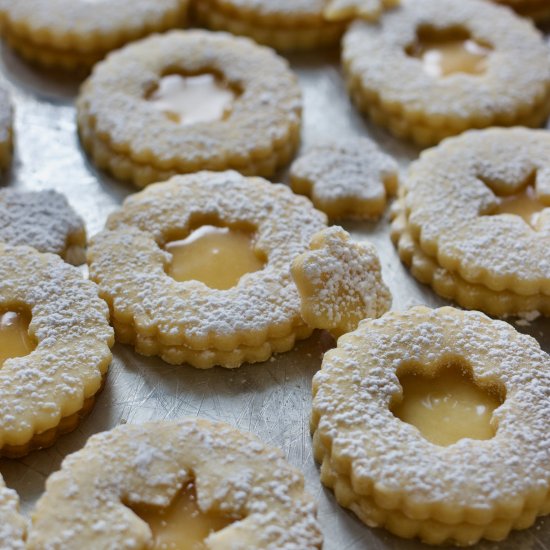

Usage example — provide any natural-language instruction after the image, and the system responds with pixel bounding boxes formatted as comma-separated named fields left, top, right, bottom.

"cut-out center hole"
left=406, top=26, right=492, bottom=78
left=147, top=73, right=237, bottom=126
left=391, top=364, right=503, bottom=446
left=488, top=183, right=547, bottom=229
left=132, top=481, right=237, bottom=550
left=0, top=309, right=35, bottom=368
left=164, top=225, right=266, bottom=290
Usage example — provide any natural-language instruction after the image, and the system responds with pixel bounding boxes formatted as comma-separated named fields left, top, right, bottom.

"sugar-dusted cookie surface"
left=290, top=138, right=398, bottom=220
left=0, top=475, right=26, bottom=549
left=0, top=189, right=86, bottom=265
left=28, top=418, right=322, bottom=549
left=312, top=306, right=550, bottom=545
left=292, top=226, right=391, bottom=336
left=0, top=0, right=190, bottom=70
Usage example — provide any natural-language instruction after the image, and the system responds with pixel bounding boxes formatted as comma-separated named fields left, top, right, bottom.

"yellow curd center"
left=494, top=185, right=546, bottom=228
left=134, top=482, right=236, bottom=550
left=0, top=310, right=35, bottom=367
left=392, top=365, right=502, bottom=446
left=165, top=226, right=265, bottom=290
left=148, top=74, right=236, bottom=125
left=407, top=29, right=491, bottom=77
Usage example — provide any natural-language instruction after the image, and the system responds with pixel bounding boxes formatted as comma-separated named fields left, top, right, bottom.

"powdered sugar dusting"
left=28, top=419, right=322, bottom=549
left=0, top=476, right=26, bottom=549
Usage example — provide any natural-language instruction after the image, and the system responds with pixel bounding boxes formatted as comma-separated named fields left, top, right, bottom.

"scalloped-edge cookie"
left=27, top=418, right=322, bottom=549
left=0, top=85, right=13, bottom=169
left=0, top=475, right=26, bottom=549
left=290, top=138, right=398, bottom=220
left=312, top=306, right=550, bottom=546
left=291, top=226, right=391, bottom=337
left=343, top=0, right=550, bottom=146
left=391, top=127, right=550, bottom=316
left=77, top=30, right=302, bottom=188
left=0, top=244, right=114, bottom=457
left=88, top=171, right=327, bottom=369
left=0, top=188, right=86, bottom=265
left=0, top=0, right=190, bottom=70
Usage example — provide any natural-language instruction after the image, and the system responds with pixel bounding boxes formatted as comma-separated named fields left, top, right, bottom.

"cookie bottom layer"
left=193, top=1, right=345, bottom=51
left=390, top=205, right=550, bottom=316
left=78, top=112, right=300, bottom=187
left=0, top=389, right=100, bottom=459
left=345, top=70, right=550, bottom=147
left=315, top=440, right=550, bottom=546
left=114, top=320, right=314, bottom=369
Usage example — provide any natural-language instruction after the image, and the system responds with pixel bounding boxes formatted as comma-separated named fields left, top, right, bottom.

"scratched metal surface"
left=0, top=42, right=549, bottom=550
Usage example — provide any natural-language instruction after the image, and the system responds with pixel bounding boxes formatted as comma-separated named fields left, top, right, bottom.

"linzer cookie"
left=0, top=189, right=86, bottom=265
left=312, top=306, right=550, bottom=545
left=0, top=475, right=26, bottom=549
left=343, top=0, right=550, bottom=146
left=0, top=244, right=113, bottom=458
left=490, top=0, right=550, bottom=21
left=0, top=86, right=12, bottom=169
left=291, top=227, right=391, bottom=337
left=27, top=419, right=322, bottom=549
left=391, top=127, right=550, bottom=316
left=0, top=0, right=190, bottom=70
left=87, top=171, right=327, bottom=369
left=290, top=138, right=398, bottom=220
left=77, top=30, right=302, bottom=187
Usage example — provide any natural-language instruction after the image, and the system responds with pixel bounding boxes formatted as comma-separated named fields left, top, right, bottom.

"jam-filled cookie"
left=0, top=86, right=13, bottom=169
left=0, top=0, right=190, bottom=70
left=0, top=244, right=114, bottom=458
left=77, top=30, right=302, bottom=187
left=312, top=306, right=550, bottom=546
left=391, top=127, right=550, bottom=317
left=0, top=475, right=26, bottom=549
left=491, top=0, right=550, bottom=21
left=343, top=0, right=550, bottom=146
left=27, top=418, right=322, bottom=549
left=290, top=138, right=398, bottom=220
left=0, top=189, right=86, bottom=265
left=88, top=171, right=327, bottom=369
left=291, top=226, right=391, bottom=337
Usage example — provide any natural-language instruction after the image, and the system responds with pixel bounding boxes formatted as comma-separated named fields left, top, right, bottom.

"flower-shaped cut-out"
left=324, top=0, right=400, bottom=21
left=291, top=226, right=392, bottom=337
left=290, top=138, right=398, bottom=220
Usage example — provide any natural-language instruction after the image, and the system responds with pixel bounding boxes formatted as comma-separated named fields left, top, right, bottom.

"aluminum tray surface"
left=0, top=43, right=548, bottom=550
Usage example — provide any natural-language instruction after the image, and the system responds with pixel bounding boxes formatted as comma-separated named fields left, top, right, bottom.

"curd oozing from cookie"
left=165, top=225, right=265, bottom=290
left=133, top=481, right=236, bottom=550
left=0, top=309, right=35, bottom=366
left=493, top=185, right=547, bottom=228
left=148, top=74, right=236, bottom=125
left=407, top=27, right=492, bottom=78
left=391, top=364, right=503, bottom=446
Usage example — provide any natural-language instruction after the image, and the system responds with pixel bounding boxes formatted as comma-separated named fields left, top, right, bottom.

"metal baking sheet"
left=0, top=42, right=548, bottom=550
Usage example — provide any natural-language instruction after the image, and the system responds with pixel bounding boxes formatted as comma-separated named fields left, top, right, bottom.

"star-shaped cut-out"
left=291, top=226, right=392, bottom=337
left=290, top=138, right=398, bottom=220
left=323, top=0, right=400, bottom=22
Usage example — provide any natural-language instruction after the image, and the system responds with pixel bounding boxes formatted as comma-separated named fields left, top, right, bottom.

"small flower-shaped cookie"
left=324, top=0, right=400, bottom=21
left=291, top=226, right=391, bottom=337
left=290, top=138, right=398, bottom=220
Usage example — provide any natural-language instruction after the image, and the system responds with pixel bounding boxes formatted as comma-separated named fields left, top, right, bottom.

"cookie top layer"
left=0, top=244, right=113, bottom=449
left=0, top=189, right=86, bottom=261
left=343, top=0, right=550, bottom=121
left=403, top=128, right=550, bottom=296
left=312, top=306, right=550, bottom=519
left=88, top=171, right=327, bottom=351
left=28, top=419, right=322, bottom=549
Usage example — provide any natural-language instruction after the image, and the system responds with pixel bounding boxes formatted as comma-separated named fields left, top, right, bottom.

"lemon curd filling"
left=493, top=185, right=546, bottom=228
left=164, top=225, right=266, bottom=290
left=407, top=28, right=492, bottom=78
left=0, top=309, right=35, bottom=367
left=392, top=364, right=503, bottom=446
left=133, top=481, right=237, bottom=550
left=147, top=74, right=236, bottom=125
